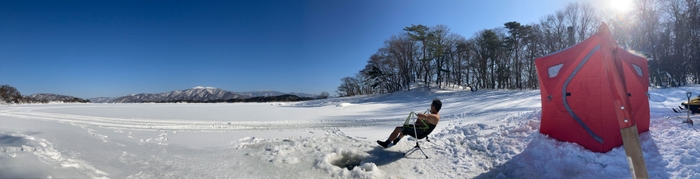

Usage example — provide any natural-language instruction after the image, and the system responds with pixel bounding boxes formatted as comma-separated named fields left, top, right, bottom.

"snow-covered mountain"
left=93, top=87, right=319, bottom=103
left=237, top=90, right=286, bottom=97
left=109, top=87, right=245, bottom=103
left=287, top=92, right=318, bottom=98
left=237, top=90, right=318, bottom=98
left=27, top=93, right=90, bottom=103
left=88, top=97, right=115, bottom=103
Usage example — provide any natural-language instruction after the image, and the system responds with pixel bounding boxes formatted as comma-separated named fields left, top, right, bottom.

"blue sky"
left=1, top=0, right=610, bottom=98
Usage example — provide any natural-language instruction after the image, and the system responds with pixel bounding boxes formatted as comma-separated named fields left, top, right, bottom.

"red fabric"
left=617, top=49, right=650, bottom=133
left=535, top=24, right=650, bottom=152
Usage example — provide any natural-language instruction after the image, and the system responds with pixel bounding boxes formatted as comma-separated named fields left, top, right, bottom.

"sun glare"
left=610, top=0, right=633, bottom=12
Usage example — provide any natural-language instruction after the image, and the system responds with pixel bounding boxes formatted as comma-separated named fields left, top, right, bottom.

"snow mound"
left=0, top=132, right=109, bottom=178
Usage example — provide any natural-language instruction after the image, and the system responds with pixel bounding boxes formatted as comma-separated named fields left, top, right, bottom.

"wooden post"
left=620, top=125, right=648, bottom=179
left=598, top=23, right=649, bottom=179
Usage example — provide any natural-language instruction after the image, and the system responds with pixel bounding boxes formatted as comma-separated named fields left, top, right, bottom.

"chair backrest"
left=413, top=109, right=436, bottom=139
left=403, top=109, right=432, bottom=130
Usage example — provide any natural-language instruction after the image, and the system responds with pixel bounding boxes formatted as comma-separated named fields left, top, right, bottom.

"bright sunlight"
left=610, top=0, right=634, bottom=12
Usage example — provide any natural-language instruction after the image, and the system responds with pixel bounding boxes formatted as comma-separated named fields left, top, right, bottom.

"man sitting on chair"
left=377, top=99, right=441, bottom=148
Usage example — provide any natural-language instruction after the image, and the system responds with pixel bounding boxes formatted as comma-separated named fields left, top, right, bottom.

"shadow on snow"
left=473, top=132, right=670, bottom=179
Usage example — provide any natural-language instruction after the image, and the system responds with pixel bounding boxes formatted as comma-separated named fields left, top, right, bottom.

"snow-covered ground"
left=1, top=86, right=699, bottom=178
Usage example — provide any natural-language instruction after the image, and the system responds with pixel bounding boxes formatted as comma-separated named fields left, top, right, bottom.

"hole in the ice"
left=330, top=153, right=365, bottom=170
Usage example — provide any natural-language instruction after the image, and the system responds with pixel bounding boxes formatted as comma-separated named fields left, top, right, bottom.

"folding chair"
left=402, top=109, right=434, bottom=158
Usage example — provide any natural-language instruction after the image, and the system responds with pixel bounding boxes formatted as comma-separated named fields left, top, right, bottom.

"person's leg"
left=394, top=125, right=423, bottom=145
left=402, top=126, right=418, bottom=138
left=387, top=126, right=404, bottom=142
left=378, top=126, right=404, bottom=148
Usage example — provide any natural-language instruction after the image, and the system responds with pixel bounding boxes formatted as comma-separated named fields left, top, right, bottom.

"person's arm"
left=416, top=113, right=439, bottom=125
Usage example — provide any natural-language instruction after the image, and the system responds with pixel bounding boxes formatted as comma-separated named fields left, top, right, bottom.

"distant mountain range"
left=26, top=93, right=90, bottom=103
left=88, top=87, right=318, bottom=103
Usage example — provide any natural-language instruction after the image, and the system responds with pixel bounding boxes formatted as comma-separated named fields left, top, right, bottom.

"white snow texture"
left=1, top=86, right=700, bottom=178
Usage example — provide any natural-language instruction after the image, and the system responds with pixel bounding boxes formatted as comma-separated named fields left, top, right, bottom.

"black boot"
left=376, top=140, right=390, bottom=148
left=392, top=137, right=402, bottom=145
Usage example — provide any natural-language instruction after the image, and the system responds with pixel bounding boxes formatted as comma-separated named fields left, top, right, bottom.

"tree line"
left=337, top=0, right=700, bottom=97
left=0, top=84, right=91, bottom=104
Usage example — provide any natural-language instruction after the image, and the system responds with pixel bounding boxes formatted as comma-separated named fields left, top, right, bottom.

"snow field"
left=1, top=86, right=699, bottom=178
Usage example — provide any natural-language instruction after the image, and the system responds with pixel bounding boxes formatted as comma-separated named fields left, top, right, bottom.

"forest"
left=337, top=0, right=700, bottom=97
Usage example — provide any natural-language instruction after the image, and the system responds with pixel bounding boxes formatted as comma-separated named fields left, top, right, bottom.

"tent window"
left=548, top=64, right=564, bottom=78
left=633, top=64, right=643, bottom=76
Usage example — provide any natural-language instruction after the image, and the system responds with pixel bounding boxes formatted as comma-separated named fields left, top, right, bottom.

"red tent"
left=535, top=23, right=650, bottom=152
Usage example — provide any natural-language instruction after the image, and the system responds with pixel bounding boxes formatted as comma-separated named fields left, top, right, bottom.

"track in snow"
left=0, top=107, right=402, bottom=132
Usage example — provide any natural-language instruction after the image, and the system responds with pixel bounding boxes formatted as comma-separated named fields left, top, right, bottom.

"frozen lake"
left=1, top=87, right=699, bottom=178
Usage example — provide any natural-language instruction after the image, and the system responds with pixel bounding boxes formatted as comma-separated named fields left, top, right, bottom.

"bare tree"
left=428, top=25, right=451, bottom=89
left=317, top=92, right=330, bottom=99
left=578, top=3, right=599, bottom=42
left=565, top=3, right=581, bottom=43
left=336, top=76, right=360, bottom=97
left=404, top=24, right=432, bottom=88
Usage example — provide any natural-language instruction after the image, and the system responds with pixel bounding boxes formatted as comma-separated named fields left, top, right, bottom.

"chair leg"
left=404, top=141, right=429, bottom=158
left=417, top=148, right=428, bottom=159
